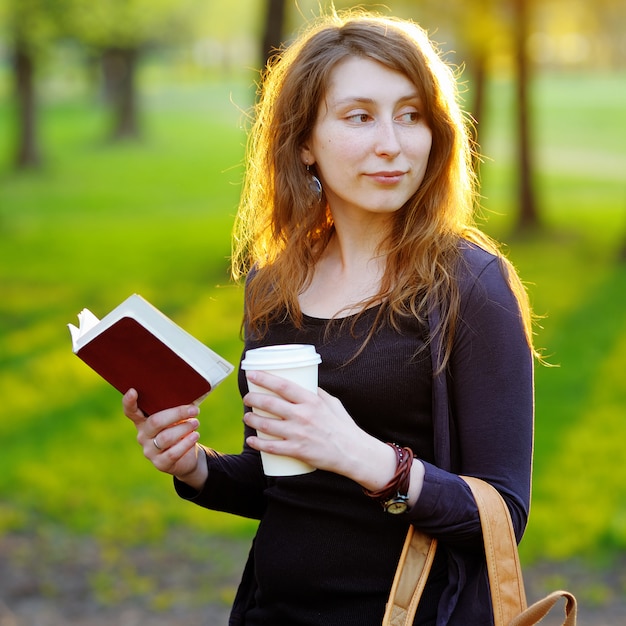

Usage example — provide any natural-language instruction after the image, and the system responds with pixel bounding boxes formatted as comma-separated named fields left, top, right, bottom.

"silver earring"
left=307, top=164, right=322, bottom=202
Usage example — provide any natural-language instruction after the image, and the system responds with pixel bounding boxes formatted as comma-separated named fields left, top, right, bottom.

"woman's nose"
left=374, top=119, right=402, bottom=157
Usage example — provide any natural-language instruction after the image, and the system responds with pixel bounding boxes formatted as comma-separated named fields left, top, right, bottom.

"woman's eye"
left=347, top=113, right=371, bottom=123
left=397, top=111, right=421, bottom=123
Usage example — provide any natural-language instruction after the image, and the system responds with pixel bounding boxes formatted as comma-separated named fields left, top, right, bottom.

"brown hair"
left=232, top=9, right=535, bottom=367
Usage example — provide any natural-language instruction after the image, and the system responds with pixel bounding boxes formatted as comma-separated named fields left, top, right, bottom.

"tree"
left=447, top=0, right=500, bottom=177
left=12, top=35, right=40, bottom=168
left=512, top=0, right=539, bottom=231
left=69, top=0, right=209, bottom=140
left=401, top=0, right=542, bottom=230
left=2, top=0, right=68, bottom=169
left=262, top=0, right=287, bottom=66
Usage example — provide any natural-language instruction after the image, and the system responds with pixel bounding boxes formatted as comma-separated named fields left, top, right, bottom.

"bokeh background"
left=1, top=0, right=625, bottom=624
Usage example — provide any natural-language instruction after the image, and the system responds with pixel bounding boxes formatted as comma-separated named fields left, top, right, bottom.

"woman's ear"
left=300, top=145, right=315, bottom=166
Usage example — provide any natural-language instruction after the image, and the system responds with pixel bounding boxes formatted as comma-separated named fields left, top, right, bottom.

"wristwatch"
left=382, top=492, right=410, bottom=515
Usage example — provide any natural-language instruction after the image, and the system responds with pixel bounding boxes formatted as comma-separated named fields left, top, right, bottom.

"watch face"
left=384, top=497, right=409, bottom=515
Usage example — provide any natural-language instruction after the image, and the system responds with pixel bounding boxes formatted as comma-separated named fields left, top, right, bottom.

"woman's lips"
left=366, top=171, right=406, bottom=184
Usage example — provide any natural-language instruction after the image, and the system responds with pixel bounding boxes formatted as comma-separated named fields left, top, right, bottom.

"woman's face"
left=301, top=56, right=432, bottom=224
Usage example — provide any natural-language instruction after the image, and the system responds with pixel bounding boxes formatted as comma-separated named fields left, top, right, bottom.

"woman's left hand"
left=243, top=370, right=389, bottom=483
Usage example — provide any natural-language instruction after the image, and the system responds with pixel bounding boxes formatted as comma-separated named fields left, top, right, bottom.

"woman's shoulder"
left=455, top=239, right=518, bottom=311
left=456, top=239, right=500, bottom=282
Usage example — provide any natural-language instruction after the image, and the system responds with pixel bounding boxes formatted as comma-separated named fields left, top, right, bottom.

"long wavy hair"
left=232, top=10, right=535, bottom=368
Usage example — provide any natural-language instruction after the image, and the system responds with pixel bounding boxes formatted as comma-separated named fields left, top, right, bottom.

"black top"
left=175, top=242, right=534, bottom=626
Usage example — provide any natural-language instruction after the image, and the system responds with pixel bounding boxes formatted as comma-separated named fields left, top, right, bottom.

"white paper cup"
left=241, top=344, right=321, bottom=476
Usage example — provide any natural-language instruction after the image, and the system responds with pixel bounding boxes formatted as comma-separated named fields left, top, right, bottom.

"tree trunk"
left=619, top=224, right=626, bottom=263
left=102, top=47, right=140, bottom=140
left=469, top=50, right=488, bottom=181
left=513, top=0, right=539, bottom=231
left=13, top=41, right=41, bottom=169
left=262, top=0, right=287, bottom=67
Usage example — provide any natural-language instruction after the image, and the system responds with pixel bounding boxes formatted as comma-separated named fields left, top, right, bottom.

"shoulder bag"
left=383, top=476, right=577, bottom=625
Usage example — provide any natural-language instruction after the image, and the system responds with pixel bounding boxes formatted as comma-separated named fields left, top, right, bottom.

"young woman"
left=124, top=11, right=535, bottom=626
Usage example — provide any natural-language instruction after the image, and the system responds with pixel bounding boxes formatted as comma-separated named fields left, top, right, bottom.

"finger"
left=244, top=411, right=287, bottom=440
left=144, top=404, right=201, bottom=436
left=148, top=416, right=200, bottom=453
left=123, top=388, right=146, bottom=423
left=245, top=370, right=316, bottom=403
left=243, top=390, right=284, bottom=418
left=245, top=431, right=303, bottom=462
left=153, top=431, right=200, bottom=474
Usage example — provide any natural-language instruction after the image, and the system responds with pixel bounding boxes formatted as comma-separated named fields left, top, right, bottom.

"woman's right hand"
left=122, top=388, right=207, bottom=490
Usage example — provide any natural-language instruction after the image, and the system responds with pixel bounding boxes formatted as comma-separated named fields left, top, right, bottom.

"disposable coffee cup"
left=241, top=344, right=321, bottom=476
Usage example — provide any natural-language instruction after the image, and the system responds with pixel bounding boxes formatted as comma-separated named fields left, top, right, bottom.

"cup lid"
left=241, top=344, right=321, bottom=370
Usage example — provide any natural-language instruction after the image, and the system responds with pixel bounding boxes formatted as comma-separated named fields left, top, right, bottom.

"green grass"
left=1, top=70, right=626, bottom=567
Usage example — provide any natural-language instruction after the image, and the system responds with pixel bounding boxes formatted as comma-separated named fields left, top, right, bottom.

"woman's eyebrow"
left=331, top=96, right=375, bottom=107
left=332, top=93, right=422, bottom=107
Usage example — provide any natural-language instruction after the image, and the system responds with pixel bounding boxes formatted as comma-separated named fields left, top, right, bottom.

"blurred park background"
left=1, top=0, right=625, bottom=623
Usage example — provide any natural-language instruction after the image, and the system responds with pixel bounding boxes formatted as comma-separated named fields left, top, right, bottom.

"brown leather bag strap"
left=384, top=476, right=526, bottom=626
left=382, top=525, right=437, bottom=626
left=462, top=476, right=577, bottom=626
left=509, top=590, right=578, bottom=626
left=461, top=476, right=528, bottom=622
left=384, top=477, right=577, bottom=625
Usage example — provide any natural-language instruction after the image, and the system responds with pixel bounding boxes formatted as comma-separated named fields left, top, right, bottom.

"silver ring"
left=153, top=437, right=162, bottom=450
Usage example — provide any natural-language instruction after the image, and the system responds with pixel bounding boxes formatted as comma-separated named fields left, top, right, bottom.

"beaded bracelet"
left=363, top=442, right=414, bottom=514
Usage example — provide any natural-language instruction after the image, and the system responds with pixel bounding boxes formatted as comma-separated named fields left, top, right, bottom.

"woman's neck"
left=299, top=227, right=389, bottom=319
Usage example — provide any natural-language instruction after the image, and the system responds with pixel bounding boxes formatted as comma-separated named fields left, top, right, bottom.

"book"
left=68, top=294, right=234, bottom=416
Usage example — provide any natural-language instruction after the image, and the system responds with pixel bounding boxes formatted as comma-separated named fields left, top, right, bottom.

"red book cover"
left=69, top=294, right=234, bottom=416
left=77, top=317, right=213, bottom=416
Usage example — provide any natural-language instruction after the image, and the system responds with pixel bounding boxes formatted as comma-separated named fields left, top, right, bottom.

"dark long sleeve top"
left=175, top=241, right=534, bottom=626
